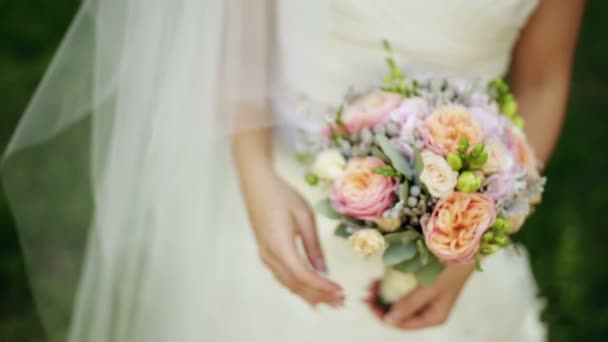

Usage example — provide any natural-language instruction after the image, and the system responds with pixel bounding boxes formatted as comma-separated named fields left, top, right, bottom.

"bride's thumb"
left=292, top=207, right=327, bottom=275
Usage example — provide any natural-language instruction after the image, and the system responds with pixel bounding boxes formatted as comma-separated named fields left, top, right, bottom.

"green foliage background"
left=0, top=1, right=607, bottom=341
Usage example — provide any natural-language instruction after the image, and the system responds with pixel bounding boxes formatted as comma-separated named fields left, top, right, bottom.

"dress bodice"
left=272, top=0, right=539, bottom=111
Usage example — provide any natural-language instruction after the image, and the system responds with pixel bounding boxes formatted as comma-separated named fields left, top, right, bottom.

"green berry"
left=494, top=235, right=509, bottom=247
left=471, top=143, right=485, bottom=158
left=447, top=152, right=463, bottom=171
left=456, top=171, right=482, bottom=193
left=305, top=173, right=319, bottom=186
left=512, top=116, right=525, bottom=129
left=481, top=246, right=495, bottom=255
left=493, top=217, right=509, bottom=232
left=482, top=232, right=495, bottom=243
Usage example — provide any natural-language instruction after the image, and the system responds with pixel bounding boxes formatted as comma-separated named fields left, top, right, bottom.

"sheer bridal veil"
left=2, top=0, right=278, bottom=340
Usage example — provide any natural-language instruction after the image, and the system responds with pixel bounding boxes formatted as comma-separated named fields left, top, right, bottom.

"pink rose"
left=418, top=105, right=483, bottom=156
left=330, top=157, right=398, bottom=221
left=341, top=92, right=404, bottom=133
left=422, top=192, right=496, bottom=263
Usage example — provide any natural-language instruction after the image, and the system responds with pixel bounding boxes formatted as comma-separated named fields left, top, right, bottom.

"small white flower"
left=419, top=151, right=458, bottom=198
left=348, top=229, right=386, bottom=257
left=379, top=267, right=418, bottom=304
left=311, top=149, right=346, bottom=180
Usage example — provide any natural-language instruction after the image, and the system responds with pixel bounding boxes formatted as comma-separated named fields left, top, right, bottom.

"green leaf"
left=458, top=136, right=469, bottom=155
left=415, top=260, right=445, bottom=286
left=384, top=230, right=421, bottom=244
left=315, top=198, right=341, bottom=220
left=417, top=239, right=430, bottom=265
left=371, top=146, right=391, bottom=163
left=375, top=135, right=415, bottom=180
left=335, top=105, right=346, bottom=130
left=294, top=152, right=314, bottom=164
left=414, top=149, right=424, bottom=182
left=374, top=166, right=400, bottom=177
left=383, top=242, right=418, bottom=265
left=475, top=253, right=484, bottom=272
left=393, top=254, right=425, bottom=273
left=334, top=223, right=351, bottom=238
left=399, top=182, right=409, bottom=200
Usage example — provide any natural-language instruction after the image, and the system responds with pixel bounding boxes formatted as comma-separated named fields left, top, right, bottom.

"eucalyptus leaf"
left=417, top=239, right=429, bottom=265
left=371, top=146, right=391, bottom=163
left=415, top=261, right=445, bottom=286
left=375, top=135, right=415, bottom=180
left=399, top=182, right=409, bottom=200
left=334, top=223, right=351, bottom=238
left=393, top=254, right=425, bottom=273
left=315, top=198, right=341, bottom=220
left=383, top=242, right=418, bottom=265
left=414, top=149, right=424, bottom=182
left=384, top=230, right=421, bottom=244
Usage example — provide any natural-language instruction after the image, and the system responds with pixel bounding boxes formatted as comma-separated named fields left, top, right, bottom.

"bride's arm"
left=511, top=0, right=586, bottom=164
left=381, top=0, right=586, bottom=330
left=227, top=0, right=344, bottom=308
left=232, top=121, right=345, bottom=308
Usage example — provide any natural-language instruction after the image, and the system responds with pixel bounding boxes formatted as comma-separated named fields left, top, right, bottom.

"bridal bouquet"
left=297, top=42, right=545, bottom=307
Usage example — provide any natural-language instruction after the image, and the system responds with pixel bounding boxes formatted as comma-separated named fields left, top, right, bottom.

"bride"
left=2, top=0, right=584, bottom=341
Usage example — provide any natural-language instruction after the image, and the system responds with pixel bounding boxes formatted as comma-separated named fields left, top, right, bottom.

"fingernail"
left=313, top=258, right=328, bottom=274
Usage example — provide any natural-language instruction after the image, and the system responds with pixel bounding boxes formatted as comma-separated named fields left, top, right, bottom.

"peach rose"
left=422, top=192, right=496, bottom=263
left=419, top=105, right=483, bottom=156
left=330, top=157, right=398, bottom=221
left=341, top=91, right=404, bottom=132
left=506, top=127, right=540, bottom=179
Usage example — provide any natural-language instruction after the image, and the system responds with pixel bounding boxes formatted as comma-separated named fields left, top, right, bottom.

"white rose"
left=482, top=139, right=508, bottom=174
left=419, top=151, right=458, bottom=198
left=311, top=149, right=346, bottom=180
left=379, top=267, right=418, bottom=304
left=348, top=229, right=386, bottom=257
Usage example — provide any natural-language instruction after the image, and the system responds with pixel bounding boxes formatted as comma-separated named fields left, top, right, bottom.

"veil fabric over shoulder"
left=2, top=0, right=279, bottom=340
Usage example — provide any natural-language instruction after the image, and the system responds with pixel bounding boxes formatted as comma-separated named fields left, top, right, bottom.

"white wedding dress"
left=4, top=1, right=546, bottom=341
left=188, top=1, right=546, bottom=341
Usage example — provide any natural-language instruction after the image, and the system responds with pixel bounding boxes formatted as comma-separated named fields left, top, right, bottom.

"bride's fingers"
left=278, top=242, right=344, bottom=303
left=398, top=303, right=446, bottom=329
left=291, top=207, right=327, bottom=273
left=262, top=251, right=326, bottom=305
left=384, top=287, right=437, bottom=328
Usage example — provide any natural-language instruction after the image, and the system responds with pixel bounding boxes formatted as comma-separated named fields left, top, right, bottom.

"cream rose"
left=482, top=139, right=508, bottom=174
left=311, top=149, right=347, bottom=180
left=379, top=267, right=418, bottom=304
left=348, top=229, right=386, bottom=257
left=419, top=151, right=458, bottom=198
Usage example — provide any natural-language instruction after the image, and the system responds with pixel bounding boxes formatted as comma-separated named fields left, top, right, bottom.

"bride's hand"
left=241, top=168, right=345, bottom=308
left=382, top=263, right=475, bottom=330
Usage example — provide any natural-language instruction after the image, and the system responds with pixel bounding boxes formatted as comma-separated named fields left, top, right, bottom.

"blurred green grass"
left=1, top=1, right=607, bottom=341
